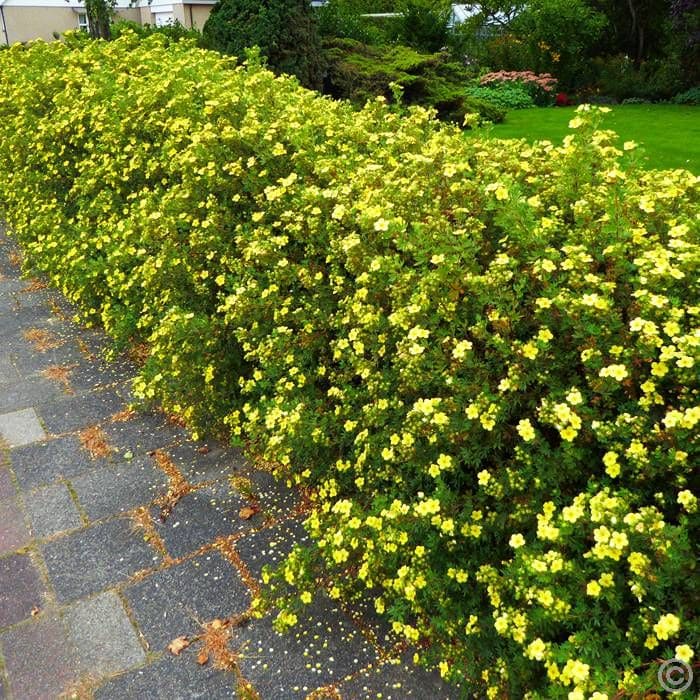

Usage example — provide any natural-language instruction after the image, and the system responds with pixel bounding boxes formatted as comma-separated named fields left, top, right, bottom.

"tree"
left=510, top=0, right=608, bottom=88
left=395, top=0, right=453, bottom=52
left=82, top=0, right=115, bottom=40
left=202, top=0, right=324, bottom=90
left=589, top=0, right=672, bottom=64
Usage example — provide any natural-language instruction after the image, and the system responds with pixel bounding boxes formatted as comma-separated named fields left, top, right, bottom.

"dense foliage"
left=110, top=19, right=203, bottom=43
left=0, top=34, right=697, bottom=698
left=317, top=0, right=454, bottom=52
left=202, top=0, right=323, bottom=89
left=323, top=38, right=505, bottom=124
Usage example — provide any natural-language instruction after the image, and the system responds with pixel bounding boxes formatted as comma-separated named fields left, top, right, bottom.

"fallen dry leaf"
left=23, top=328, right=64, bottom=352
left=168, top=636, right=190, bottom=656
left=30, top=606, right=41, bottom=617
left=152, top=449, right=194, bottom=522
left=21, top=278, right=48, bottom=293
left=42, top=364, right=77, bottom=394
left=166, top=412, right=188, bottom=428
left=197, top=648, right=210, bottom=666
left=197, top=445, right=211, bottom=455
left=127, top=342, right=149, bottom=366
left=111, top=408, right=136, bottom=423
left=76, top=338, right=96, bottom=360
left=199, top=618, right=237, bottom=671
left=79, top=426, right=112, bottom=459
left=238, top=505, right=259, bottom=520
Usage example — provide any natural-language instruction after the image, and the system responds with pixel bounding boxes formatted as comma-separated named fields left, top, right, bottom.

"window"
left=154, top=12, right=174, bottom=27
left=77, top=12, right=89, bottom=32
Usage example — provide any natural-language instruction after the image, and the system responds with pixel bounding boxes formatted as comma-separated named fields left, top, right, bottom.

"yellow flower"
left=486, top=182, right=509, bottom=200
left=654, top=613, right=681, bottom=640
left=586, top=580, right=601, bottom=597
left=677, top=490, right=697, bottom=513
left=526, top=638, right=547, bottom=661
left=599, top=573, right=614, bottom=588
left=509, top=533, right=526, bottom=549
left=437, top=454, right=453, bottom=470
left=566, top=388, right=583, bottom=405
left=517, top=419, right=536, bottom=441
left=560, top=426, right=578, bottom=442
left=522, top=342, right=539, bottom=360
left=452, top=339, right=473, bottom=359
left=599, top=364, right=628, bottom=381
left=675, top=644, right=694, bottom=663
left=374, top=217, right=390, bottom=231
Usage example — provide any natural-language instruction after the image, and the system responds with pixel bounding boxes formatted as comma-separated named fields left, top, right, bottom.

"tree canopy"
left=202, top=0, right=324, bottom=90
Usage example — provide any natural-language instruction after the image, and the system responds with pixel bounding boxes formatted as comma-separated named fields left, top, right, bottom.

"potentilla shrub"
left=0, top=33, right=697, bottom=699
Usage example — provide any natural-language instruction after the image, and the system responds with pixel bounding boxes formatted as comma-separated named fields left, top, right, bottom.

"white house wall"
left=0, top=4, right=140, bottom=44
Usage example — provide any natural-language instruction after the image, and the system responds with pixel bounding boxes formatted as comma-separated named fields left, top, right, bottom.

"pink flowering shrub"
left=481, top=70, right=558, bottom=105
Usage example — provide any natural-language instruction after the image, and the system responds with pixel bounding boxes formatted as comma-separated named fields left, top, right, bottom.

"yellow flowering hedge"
left=0, top=33, right=698, bottom=699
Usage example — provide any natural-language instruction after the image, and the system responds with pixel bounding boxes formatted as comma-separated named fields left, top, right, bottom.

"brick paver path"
left=0, top=230, right=455, bottom=699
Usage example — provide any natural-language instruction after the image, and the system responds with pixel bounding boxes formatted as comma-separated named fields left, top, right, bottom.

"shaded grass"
left=486, top=105, right=699, bottom=172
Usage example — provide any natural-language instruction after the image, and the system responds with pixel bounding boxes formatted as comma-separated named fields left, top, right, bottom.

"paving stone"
left=0, top=469, right=16, bottom=502
left=7, top=287, right=56, bottom=313
left=10, top=435, right=103, bottom=491
left=0, top=614, right=79, bottom=700
left=64, top=591, right=145, bottom=677
left=1, top=321, right=53, bottom=352
left=36, top=388, right=124, bottom=434
left=0, top=554, right=44, bottom=628
left=339, top=654, right=457, bottom=700
left=154, top=482, right=260, bottom=559
left=70, top=327, right=111, bottom=359
left=0, top=307, right=55, bottom=340
left=246, top=469, right=300, bottom=518
left=10, top=340, right=90, bottom=380
left=341, top=592, right=398, bottom=650
left=94, top=647, right=235, bottom=700
left=235, top=519, right=309, bottom=583
left=101, top=414, right=183, bottom=456
left=68, top=362, right=138, bottom=393
left=163, top=439, right=247, bottom=484
left=24, top=483, right=83, bottom=539
left=58, top=345, right=138, bottom=392
left=44, top=293, right=79, bottom=321
left=233, top=595, right=377, bottom=699
left=0, top=294, right=18, bottom=314
left=1, top=376, right=64, bottom=413
left=0, top=498, right=31, bottom=555
left=0, top=356, right=20, bottom=386
left=124, top=550, right=251, bottom=652
left=0, top=252, right=21, bottom=278
left=42, top=518, right=160, bottom=603
left=0, top=278, right=26, bottom=296
left=70, top=456, right=167, bottom=521
left=0, top=408, right=46, bottom=447
left=114, top=377, right=138, bottom=402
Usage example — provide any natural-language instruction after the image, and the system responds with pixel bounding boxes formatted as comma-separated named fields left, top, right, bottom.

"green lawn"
left=487, top=104, right=700, bottom=173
